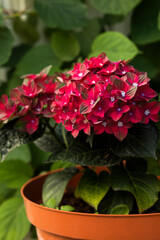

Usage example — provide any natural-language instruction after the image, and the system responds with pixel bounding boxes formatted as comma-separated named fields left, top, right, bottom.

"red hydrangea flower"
left=0, top=53, right=159, bottom=141
left=0, top=95, right=17, bottom=122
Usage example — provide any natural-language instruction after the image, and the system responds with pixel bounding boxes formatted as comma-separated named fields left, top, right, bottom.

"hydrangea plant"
left=0, top=53, right=160, bottom=214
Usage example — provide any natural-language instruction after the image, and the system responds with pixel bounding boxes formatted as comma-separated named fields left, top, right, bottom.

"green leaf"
left=112, top=123, right=159, bottom=159
left=42, top=167, right=78, bottom=208
left=5, top=144, right=31, bottom=163
left=91, top=31, right=140, bottom=61
left=0, top=160, right=33, bottom=189
left=89, top=0, right=141, bottom=15
left=16, top=44, right=62, bottom=76
left=60, top=205, right=75, bottom=211
left=51, top=30, right=80, bottom=62
left=46, top=197, right=56, bottom=208
left=0, top=27, right=14, bottom=66
left=77, top=169, right=110, bottom=210
left=0, top=197, right=30, bottom=240
left=75, top=18, right=101, bottom=56
left=111, top=165, right=159, bottom=213
left=98, top=190, right=134, bottom=214
left=110, top=204, right=129, bottom=215
left=131, top=0, right=160, bottom=45
left=0, top=124, right=44, bottom=162
left=51, top=160, right=74, bottom=171
left=34, top=0, right=87, bottom=30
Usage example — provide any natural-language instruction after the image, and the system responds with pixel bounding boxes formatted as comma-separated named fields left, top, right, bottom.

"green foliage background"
left=0, top=0, right=160, bottom=239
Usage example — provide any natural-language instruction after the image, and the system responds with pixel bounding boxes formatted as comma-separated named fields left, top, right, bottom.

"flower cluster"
left=0, top=53, right=159, bottom=141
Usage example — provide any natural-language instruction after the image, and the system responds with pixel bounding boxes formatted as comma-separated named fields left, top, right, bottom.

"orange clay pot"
left=21, top=169, right=160, bottom=240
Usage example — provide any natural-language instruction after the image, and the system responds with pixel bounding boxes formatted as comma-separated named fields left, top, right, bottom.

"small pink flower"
left=140, top=101, right=160, bottom=124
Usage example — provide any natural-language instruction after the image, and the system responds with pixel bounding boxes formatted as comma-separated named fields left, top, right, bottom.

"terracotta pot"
left=21, top=169, right=160, bottom=240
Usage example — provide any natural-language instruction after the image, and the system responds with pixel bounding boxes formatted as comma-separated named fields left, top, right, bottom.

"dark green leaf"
left=51, top=30, right=80, bottom=61
left=77, top=169, right=110, bottom=210
left=42, top=167, right=78, bottom=208
left=112, top=123, right=159, bottom=159
left=0, top=27, right=14, bottom=66
left=34, top=0, right=87, bottom=30
left=16, top=44, right=62, bottom=76
left=98, top=190, right=134, bottom=214
left=34, top=133, right=62, bottom=152
left=0, top=197, right=30, bottom=240
left=110, top=204, right=129, bottom=215
left=13, top=16, right=39, bottom=45
left=147, top=158, right=160, bottom=176
left=0, top=160, right=33, bottom=189
left=154, top=193, right=160, bottom=212
left=47, top=140, right=122, bottom=166
left=111, top=165, right=159, bottom=213
left=89, top=0, right=141, bottom=15
left=75, top=18, right=101, bottom=56
left=131, top=0, right=160, bottom=45
left=91, top=31, right=140, bottom=61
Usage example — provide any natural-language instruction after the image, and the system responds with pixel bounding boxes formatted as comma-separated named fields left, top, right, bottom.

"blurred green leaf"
left=0, top=183, right=14, bottom=204
left=0, top=160, right=33, bottom=189
left=5, top=144, right=31, bottom=163
left=0, top=27, right=14, bottom=66
left=13, top=15, right=39, bottom=45
left=78, top=169, right=110, bottom=210
left=89, top=0, right=141, bottom=15
left=130, top=55, right=159, bottom=79
left=158, top=12, right=160, bottom=31
left=29, top=142, right=50, bottom=167
left=75, top=18, right=101, bottom=56
left=16, top=44, right=62, bottom=76
left=51, top=30, right=80, bottom=61
left=0, top=6, right=4, bottom=26
left=51, top=160, right=74, bottom=171
left=0, top=197, right=30, bottom=240
left=131, top=0, right=160, bottom=45
left=34, top=0, right=87, bottom=30
left=91, top=31, right=140, bottom=61
left=4, top=44, right=31, bottom=68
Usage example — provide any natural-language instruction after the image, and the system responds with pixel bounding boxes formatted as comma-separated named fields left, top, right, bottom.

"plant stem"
left=62, top=125, right=69, bottom=148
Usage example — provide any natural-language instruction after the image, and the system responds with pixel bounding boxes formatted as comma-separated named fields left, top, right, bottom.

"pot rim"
left=21, top=170, right=160, bottom=218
